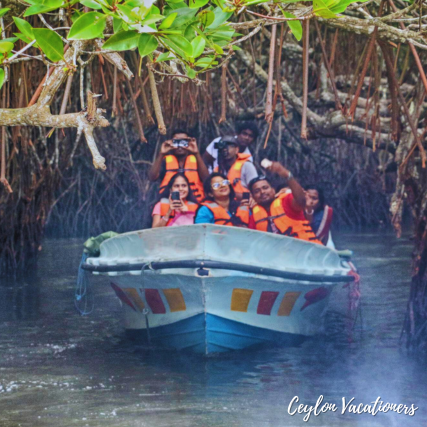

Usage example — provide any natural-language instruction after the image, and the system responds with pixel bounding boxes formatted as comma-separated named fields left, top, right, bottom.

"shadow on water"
left=1, top=233, right=427, bottom=427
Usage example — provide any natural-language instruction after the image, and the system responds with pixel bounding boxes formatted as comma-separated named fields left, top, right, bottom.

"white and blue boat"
left=82, top=225, right=355, bottom=354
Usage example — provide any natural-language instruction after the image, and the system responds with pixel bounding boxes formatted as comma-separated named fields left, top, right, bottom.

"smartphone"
left=242, top=192, right=250, bottom=201
left=171, top=191, right=180, bottom=201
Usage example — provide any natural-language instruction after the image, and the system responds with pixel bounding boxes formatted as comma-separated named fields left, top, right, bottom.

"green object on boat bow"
left=83, top=231, right=119, bottom=257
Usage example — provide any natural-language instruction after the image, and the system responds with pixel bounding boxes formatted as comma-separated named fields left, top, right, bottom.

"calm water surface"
left=0, top=232, right=426, bottom=427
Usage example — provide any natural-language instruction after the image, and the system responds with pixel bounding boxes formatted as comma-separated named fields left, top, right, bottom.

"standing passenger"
left=148, top=130, right=209, bottom=202
left=203, top=122, right=259, bottom=172
left=194, top=173, right=249, bottom=227
left=248, top=162, right=322, bottom=244
left=212, top=136, right=258, bottom=200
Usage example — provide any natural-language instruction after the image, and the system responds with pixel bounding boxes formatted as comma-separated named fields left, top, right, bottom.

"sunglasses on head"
left=211, top=179, right=230, bottom=190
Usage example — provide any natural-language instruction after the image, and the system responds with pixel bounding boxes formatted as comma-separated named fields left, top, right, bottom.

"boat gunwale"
left=81, top=259, right=354, bottom=284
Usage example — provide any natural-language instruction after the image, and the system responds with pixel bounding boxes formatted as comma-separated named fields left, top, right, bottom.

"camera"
left=172, top=138, right=190, bottom=148
left=214, top=136, right=237, bottom=151
left=171, top=191, right=181, bottom=201
left=242, top=192, right=250, bottom=201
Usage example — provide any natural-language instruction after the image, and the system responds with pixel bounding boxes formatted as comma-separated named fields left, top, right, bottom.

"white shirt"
left=206, top=137, right=253, bottom=172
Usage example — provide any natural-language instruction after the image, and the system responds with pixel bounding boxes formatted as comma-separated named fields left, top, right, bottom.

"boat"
left=81, top=224, right=355, bottom=354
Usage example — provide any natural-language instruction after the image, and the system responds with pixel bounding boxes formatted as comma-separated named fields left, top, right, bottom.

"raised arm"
left=187, top=138, right=209, bottom=182
left=267, top=162, right=306, bottom=210
left=148, top=141, right=173, bottom=181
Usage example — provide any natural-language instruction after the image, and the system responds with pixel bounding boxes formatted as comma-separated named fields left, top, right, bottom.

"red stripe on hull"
left=257, top=291, right=279, bottom=315
left=144, top=289, right=166, bottom=314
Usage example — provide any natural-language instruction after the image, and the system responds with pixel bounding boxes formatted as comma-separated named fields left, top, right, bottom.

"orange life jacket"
left=251, top=194, right=322, bottom=244
left=160, top=154, right=204, bottom=202
left=214, top=153, right=252, bottom=193
left=159, top=198, right=198, bottom=226
left=200, top=201, right=249, bottom=227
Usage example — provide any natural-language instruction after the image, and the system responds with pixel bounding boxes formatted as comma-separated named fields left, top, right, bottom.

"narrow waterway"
left=0, top=232, right=426, bottom=427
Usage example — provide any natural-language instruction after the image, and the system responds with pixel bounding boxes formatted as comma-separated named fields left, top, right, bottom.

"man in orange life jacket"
left=214, top=136, right=258, bottom=200
left=248, top=162, right=322, bottom=245
left=148, top=130, right=209, bottom=202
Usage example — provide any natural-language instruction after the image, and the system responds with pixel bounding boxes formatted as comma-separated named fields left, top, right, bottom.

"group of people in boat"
left=149, top=122, right=334, bottom=248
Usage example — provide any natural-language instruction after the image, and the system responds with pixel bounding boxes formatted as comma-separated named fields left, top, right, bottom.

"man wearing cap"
left=214, top=135, right=258, bottom=199
left=203, top=121, right=259, bottom=173
left=248, top=162, right=322, bottom=244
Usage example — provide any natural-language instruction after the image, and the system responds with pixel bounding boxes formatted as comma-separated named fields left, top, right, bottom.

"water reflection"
left=0, top=280, right=40, bottom=321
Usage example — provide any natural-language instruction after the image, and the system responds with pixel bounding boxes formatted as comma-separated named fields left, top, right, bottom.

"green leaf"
left=189, top=0, right=208, bottom=8
left=80, top=0, right=102, bottom=9
left=313, top=0, right=338, bottom=18
left=197, top=10, right=215, bottom=27
left=0, top=7, right=10, bottom=17
left=282, top=12, right=302, bottom=41
left=168, top=7, right=197, bottom=28
left=155, top=51, right=171, bottom=62
left=143, top=14, right=165, bottom=25
left=185, top=65, right=196, bottom=79
left=138, top=33, right=158, bottom=57
left=162, top=34, right=193, bottom=58
left=13, top=33, right=33, bottom=44
left=195, top=56, right=214, bottom=67
left=33, top=29, right=64, bottom=62
left=0, top=41, right=13, bottom=54
left=207, top=7, right=232, bottom=29
left=213, top=43, right=223, bottom=54
left=113, top=17, right=123, bottom=33
left=102, top=30, right=140, bottom=50
left=71, top=10, right=83, bottom=22
left=158, top=12, right=177, bottom=29
left=13, top=17, right=35, bottom=40
left=68, top=12, right=107, bottom=40
left=190, top=35, right=205, bottom=58
left=24, top=0, right=64, bottom=16
left=329, top=0, right=359, bottom=13
left=0, top=68, right=4, bottom=90
left=232, top=45, right=241, bottom=51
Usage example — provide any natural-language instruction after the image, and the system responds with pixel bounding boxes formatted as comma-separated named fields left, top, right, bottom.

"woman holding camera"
left=152, top=173, right=199, bottom=227
left=194, top=173, right=249, bottom=227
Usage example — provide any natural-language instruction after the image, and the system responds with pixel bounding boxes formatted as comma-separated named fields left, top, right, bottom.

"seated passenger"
left=194, top=173, right=249, bottom=227
left=213, top=136, right=258, bottom=200
left=248, top=162, right=322, bottom=244
left=148, top=129, right=209, bottom=202
left=152, top=173, right=198, bottom=228
left=305, top=185, right=335, bottom=248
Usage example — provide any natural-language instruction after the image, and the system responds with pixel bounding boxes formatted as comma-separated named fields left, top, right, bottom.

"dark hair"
left=170, top=129, right=189, bottom=138
left=203, top=172, right=237, bottom=204
left=305, top=184, right=325, bottom=212
left=236, top=121, right=259, bottom=139
left=159, top=173, right=197, bottom=203
left=248, top=175, right=272, bottom=192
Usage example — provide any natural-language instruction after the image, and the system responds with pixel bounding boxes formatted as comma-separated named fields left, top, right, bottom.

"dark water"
left=1, top=232, right=426, bottom=427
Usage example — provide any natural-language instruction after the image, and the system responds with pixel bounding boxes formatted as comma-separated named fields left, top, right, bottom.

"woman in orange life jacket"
left=248, top=162, right=322, bottom=245
left=194, top=173, right=250, bottom=227
left=152, top=173, right=199, bottom=228
left=305, top=185, right=335, bottom=248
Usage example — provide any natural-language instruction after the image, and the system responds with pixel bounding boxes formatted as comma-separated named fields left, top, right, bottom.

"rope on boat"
left=344, top=261, right=362, bottom=342
left=141, top=263, right=154, bottom=346
left=75, top=252, right=94, bottom=316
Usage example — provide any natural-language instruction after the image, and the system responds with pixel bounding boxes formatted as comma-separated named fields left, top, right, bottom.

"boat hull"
left=109, top=272, right=334, bottom=354
left=85, top=225, right=353, bottom=354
